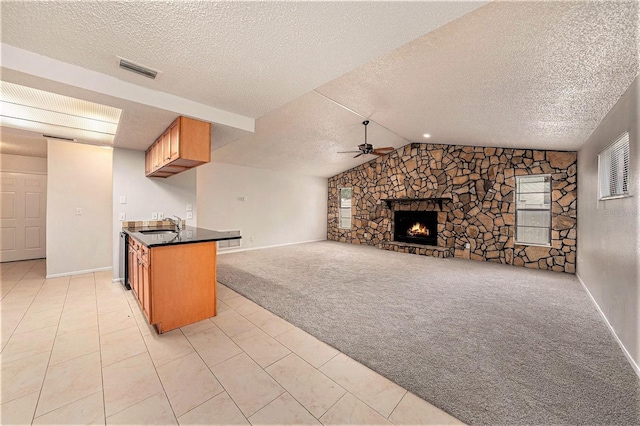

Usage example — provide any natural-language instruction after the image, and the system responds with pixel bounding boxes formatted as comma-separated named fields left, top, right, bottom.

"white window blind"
left=339, top=187, right=352, bottom=229
left=599, top=132, right=630, bottom=199
left=515, top=175, right=551, bottom=246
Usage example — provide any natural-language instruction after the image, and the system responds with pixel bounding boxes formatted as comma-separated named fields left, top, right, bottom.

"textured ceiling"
left=0, top=0, right=484, bottom=118
left=211, top=90, right=408, bottom=178
left=314, top=0, right=640, bottom=151
left=0, top=128, right=48, bottom=158
left=1, top=1, right=637, bottom=175
left=209, top=0, right=640, bottom=177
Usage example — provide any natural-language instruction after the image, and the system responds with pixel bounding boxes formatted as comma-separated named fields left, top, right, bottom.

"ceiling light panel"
left=0, top=81, right=122, bottom=143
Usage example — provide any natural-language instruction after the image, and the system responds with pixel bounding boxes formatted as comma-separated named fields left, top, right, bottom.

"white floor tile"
left=35, top=351, right=102, bottom=417
left=276, top=327, right=339, bottom=368
left=210, top=353, right=284, bottom=417
left=157, top=352, right=224, bottom=417
left=249, top=392, right=320, bottom=425
left=320, top=353, right=406, bottom=418
left=266, top=353, right=346, bottom=418
left=33, top=390, right=105, bottom=425
left=177, top=392, right=249, bottom=425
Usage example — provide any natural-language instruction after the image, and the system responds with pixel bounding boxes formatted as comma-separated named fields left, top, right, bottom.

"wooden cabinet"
left=145, top=116, right=211, bottom=178
left=128, top=238, right=151, bottom=321
left=127, top=236, right=217, bottom=333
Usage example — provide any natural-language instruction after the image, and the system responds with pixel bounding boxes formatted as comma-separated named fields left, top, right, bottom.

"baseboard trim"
left=46, top=266, right=112, bottom=279
left=576, top=273, right=640, bottom=378
left=218, top=238, right=327, bottom=255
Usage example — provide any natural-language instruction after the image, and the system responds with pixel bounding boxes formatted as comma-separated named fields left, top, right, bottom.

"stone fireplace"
left=327, top=143, right=578, bottom=273
left=393, top=211, right=437, bottom=246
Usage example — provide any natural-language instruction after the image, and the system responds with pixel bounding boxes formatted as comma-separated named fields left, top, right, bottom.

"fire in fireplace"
left=394, top=211, right=438, bottom=246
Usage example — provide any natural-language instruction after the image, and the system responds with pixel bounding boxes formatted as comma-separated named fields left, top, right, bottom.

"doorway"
left=0, top=171, right=47, bottom=262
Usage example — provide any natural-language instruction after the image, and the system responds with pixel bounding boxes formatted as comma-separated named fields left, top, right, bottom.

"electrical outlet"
left=119, top=196, right=127, bottom=204
left=364, top=233, right=369, bottom=238
left=186, top=212, right=193, bottom=219
left=465, top=243, right=470, bottom=249
left=151, top=212, right=158, bottom=220
left=119, top=213, right=126, bottom=221
left=186, top=204, right=193, bottom=212
left=158, top=212, right=165, bottom=220
left=76, top=208, right=83, bottom=215
left=237, top=196, right=246, bottom=202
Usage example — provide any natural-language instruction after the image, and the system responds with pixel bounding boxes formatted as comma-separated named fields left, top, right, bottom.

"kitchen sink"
left=139, top=229, right=177, bottom=235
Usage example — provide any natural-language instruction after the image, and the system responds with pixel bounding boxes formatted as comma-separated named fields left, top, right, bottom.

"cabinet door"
left=169, top=121, right=180, bottom=161
left=145, top=149, right=152, bottom=175
left=152, top=140, right=161, bottom=170
left=161, top=131, right=171, bottom=166
left=141, top=261, right=151, bottom=321
left=130, top=247, right=139, bottom=296
left=127, top=243, right=136, bottom=289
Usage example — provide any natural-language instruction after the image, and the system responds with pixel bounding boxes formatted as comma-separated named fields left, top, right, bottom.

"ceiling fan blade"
left=374, top=147, right=394, bottom=151
left=337, top=150, right=362, bottom=153
left=353, top=153, right=363, bottom=158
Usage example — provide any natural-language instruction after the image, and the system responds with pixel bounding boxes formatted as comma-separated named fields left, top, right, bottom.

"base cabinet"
left=128, top=238, right=217, bottom=333
left=128, top=239, right=151, bottom=321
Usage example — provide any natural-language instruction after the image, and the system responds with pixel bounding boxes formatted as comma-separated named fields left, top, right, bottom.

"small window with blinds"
left=598, top=132, right=630, bottom=200
left=516, top=175, right=551, bottom=246
left=339, top=187, right=352, bottom=229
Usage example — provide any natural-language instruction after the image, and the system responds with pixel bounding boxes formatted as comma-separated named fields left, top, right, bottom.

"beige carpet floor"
left=217, top=241, right=640, bottom=425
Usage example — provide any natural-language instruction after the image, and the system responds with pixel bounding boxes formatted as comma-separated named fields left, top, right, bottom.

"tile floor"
left=0, top=259, right=464, bottom=425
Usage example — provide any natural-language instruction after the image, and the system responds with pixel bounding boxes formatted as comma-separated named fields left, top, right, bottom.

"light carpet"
left=217, top=241, right=640, bottom=425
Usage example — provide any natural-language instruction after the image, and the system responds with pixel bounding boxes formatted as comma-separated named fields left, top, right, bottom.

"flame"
left=407, top=222, right=429, bottom=237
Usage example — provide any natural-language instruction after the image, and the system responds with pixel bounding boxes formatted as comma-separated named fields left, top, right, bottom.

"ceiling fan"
left=338, top=120, right=394, bottom=158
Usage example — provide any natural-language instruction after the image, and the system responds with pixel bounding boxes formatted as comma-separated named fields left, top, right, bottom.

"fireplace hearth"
left=394, top=211, right=438, bottom=246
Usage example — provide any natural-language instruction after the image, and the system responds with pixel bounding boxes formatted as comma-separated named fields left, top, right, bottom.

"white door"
left=0, top=172, right=47, bottom=262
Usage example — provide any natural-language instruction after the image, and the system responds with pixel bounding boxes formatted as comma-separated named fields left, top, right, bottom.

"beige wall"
left=197, top=162, right=327, bottom=251
left=111, top=148, right=197, bottom=280
left=0, top=153, right=47, bottom=173
left=577, top=76, right=639, bottom=369
left=46, top=141, right=113, bottom=277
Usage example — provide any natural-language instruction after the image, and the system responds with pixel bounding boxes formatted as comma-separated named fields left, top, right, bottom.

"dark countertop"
left=124, top=226, right=241, bottom=248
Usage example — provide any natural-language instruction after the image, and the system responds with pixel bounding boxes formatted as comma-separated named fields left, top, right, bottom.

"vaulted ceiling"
left=1, top=1, right=638, bottom=177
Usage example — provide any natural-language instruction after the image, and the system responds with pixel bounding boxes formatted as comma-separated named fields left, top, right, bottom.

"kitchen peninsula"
left=123, top=224, right=241, bottom=333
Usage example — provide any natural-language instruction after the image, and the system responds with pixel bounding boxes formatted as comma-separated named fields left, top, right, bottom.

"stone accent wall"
left=328, top=143, right=577, bottom=273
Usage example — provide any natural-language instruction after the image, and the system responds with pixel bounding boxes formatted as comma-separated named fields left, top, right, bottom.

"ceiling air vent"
left=118, top=59, right=158, bottom=79
left=43, top=134, right=76, bottom=142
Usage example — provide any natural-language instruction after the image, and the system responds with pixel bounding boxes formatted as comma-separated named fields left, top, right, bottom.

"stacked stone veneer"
left=328, top=143, right=577, bottom=273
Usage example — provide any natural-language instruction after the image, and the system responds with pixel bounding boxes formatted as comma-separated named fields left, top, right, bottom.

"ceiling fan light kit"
left=338, top=120, right=395, bottom=158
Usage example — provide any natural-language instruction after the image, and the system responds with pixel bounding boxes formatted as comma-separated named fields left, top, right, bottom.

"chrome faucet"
left=167, top=215, right=182, bottom=232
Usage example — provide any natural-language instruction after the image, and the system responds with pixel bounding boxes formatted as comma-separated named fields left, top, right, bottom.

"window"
left=515, top=175, right=551, bottom=246
left=339, top=187, right=352, bottom=229
left=599, top=132, right=630, bottom=199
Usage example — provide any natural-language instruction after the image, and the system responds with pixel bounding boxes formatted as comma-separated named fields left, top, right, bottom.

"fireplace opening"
left=394, top=211, right=438, bottom=246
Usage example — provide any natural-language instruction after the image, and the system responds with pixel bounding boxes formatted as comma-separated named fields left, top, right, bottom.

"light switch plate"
left=158, top=212, right=165, bottom=220
left=186, top=204, right=193, bottom=212
left=151, top=212, right=158, bottom=220
left=119, top=213, right=126, bottom=221
left=186, top=212, right=193, bottom=219
left=119, top=196, right=127, bottom=204
left=76, top=208, right=83, bottom=215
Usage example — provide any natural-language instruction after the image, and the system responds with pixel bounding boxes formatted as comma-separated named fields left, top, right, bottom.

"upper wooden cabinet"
left=145, top=116, right=211, bottom=178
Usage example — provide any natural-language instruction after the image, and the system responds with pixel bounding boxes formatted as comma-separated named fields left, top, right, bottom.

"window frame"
left=598, top=132, right=630, bottom=201
left=515, top=174, right=552, bottom=247
left=338, top=187, right=352, bottom=230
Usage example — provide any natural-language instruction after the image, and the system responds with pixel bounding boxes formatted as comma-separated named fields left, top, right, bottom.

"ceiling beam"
left=0, top=43, right=255, bottom=133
